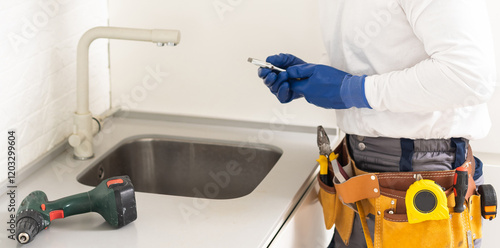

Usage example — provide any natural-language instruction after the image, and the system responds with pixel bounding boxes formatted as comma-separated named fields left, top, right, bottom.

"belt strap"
left=335, top=173, right=380, bottom=204
left=357, top=201, right=374, bottom=248
left=333, top=137, right=476, bottom=207
left=333, top=137, right=381, bottom=204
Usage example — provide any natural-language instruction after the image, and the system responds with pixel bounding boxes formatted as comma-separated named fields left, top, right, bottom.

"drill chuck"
left=16, top=209, right=44, bottom=244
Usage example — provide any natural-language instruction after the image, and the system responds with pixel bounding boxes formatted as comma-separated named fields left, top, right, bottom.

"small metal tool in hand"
left=248, top=57, right=286, bottom=72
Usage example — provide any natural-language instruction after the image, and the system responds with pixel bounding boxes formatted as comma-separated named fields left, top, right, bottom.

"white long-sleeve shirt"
left=319, top=0, right=496, bottom=140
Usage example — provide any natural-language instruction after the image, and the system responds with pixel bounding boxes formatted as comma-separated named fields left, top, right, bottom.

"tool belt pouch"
left=378, top=190, right=482, bottom=248
left=373, top=145, right=482, bottom=248
left=317, top=138, right=484, bottom=248
left=316, top=138, right=358, bottom=244
left=358, top=146, right=482, bottom=248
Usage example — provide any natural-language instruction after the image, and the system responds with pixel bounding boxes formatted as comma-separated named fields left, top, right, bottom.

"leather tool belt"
left=317, top=137, right=482, bottom=248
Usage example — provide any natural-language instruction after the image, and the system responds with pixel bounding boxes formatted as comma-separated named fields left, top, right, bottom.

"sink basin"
left=77, top=135, right=282, bottom=199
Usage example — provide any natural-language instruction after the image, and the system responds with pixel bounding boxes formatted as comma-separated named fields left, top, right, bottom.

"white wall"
left=0, top=0, right=109, bottom=184
left=470, top=0, right=500, bottom=154
left=108, top=0, right=336, bottom=128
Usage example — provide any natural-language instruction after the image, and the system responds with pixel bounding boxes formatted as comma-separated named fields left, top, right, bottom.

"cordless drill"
left=15, top=175, right=137, bottom=244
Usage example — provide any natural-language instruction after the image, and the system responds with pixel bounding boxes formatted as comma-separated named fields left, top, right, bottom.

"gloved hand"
left=258, top=54, right=306, bottom=103
left=257, top=54, right=371, bottom=109
left=286, top=64, right=371, bottom=109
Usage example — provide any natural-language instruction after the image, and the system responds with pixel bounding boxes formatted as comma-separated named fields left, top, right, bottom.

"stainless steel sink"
left=77, top=135, right=282, bottom=199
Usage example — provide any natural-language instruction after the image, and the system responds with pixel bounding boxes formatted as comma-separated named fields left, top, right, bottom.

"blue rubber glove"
left=258, top=54, right=306, bottom=103
left=286, top=64, right=371, bottom=109
left=257, top=54, right=371, bottom=109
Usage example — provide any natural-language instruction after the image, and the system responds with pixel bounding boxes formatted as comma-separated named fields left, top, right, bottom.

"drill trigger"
left=49, top=210, right=65, bottom=221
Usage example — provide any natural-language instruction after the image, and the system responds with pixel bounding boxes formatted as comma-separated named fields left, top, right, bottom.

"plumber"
left=256, top=0, right=496, bottom=247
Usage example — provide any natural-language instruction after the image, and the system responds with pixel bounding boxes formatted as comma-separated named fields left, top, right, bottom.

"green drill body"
left=15, top=175, right=136, bottom=244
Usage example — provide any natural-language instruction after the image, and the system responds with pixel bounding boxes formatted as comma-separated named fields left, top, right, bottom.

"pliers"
left=317, top=126, right=338, bottom=186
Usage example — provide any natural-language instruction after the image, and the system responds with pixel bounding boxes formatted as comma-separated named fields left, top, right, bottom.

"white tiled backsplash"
left=0, top=0, right=109, bottom=183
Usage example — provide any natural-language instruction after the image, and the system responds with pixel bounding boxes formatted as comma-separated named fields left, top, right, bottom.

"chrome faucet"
left=69, top=26, right=181, bottom=160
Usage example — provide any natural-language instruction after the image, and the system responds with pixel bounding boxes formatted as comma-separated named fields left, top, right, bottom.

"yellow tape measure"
left=405, top=178, right=449, bottom=224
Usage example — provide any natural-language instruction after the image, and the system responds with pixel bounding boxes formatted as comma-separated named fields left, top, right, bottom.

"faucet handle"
left=69, top=132, right=85, bottom=147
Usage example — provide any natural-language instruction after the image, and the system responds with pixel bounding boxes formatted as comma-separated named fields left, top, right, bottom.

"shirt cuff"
left=340, top=75, right=372, bottom=109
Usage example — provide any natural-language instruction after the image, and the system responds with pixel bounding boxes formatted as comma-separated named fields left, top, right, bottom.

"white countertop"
left=0, top=112, right=337, bottom=248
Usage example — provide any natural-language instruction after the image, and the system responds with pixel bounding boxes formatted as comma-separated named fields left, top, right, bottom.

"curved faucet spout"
left=76, top=26, right=180, bottom=115
left=72, top=26, right=181, bottom=160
